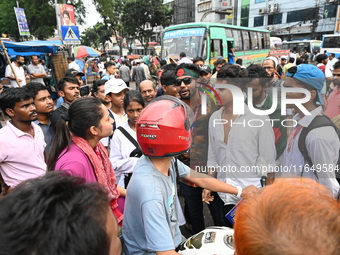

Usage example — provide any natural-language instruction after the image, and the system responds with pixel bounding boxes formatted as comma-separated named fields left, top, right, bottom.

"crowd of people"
left=1, top=50, right=340, bottom=254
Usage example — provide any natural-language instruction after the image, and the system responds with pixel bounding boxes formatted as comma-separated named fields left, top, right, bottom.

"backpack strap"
left=298, top=115, right=338, bottom=179
left=117, top=126, right=141, bottom=150
left=108, top=110, right=116, bottom=142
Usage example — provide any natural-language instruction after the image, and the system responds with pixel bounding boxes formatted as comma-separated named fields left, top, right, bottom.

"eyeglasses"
left=176, top=77, right=194, bottom=86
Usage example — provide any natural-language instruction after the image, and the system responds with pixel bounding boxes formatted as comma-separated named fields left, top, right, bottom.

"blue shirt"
left=56, top=97, right=64, bottom=108
left=101, top=73, right=110, bottom=80
left=228, top=52, right=235, bottom=64
left=123, top=156, right=189, bottom=254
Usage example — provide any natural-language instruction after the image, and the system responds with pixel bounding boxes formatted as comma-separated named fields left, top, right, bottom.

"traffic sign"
left=61, top=26, right=80, bottom=44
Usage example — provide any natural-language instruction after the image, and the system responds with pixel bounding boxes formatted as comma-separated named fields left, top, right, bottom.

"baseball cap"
left=104, top=78, right=128, bottom=94
left=200, top=65, right=211, bottom=74
left=285, top=64, right=325, bottom=105
left=65, top=69, right=85, bottom=77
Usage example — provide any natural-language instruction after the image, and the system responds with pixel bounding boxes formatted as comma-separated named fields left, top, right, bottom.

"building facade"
left=192, top=0, right=338, bottom=40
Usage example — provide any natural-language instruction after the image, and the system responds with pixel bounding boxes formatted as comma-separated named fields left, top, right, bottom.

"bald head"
left=140, top=80, right=157, bottom=104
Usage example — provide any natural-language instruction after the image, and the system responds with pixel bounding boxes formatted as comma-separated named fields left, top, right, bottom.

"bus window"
left=263, top=33, right=270, bottom=49
left=257, top=32, right=263, bottom=49
left=226, top=29, right=233, bottom=38
left=250, top=32, right=259, bottom=50
left=202, top=37, right=207, bottom=60
left=233, top=30, right=242, bottom=51
left=211, top=39, right=222, bottom=58
left=242, top=31, right=250, bottom=51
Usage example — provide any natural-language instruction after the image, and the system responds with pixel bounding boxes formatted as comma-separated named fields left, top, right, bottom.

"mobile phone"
left=80, top=85, right=90, bottom=97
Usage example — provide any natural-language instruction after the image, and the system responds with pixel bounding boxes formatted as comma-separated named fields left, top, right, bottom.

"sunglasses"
left=175, top=77, right=194, bottom=86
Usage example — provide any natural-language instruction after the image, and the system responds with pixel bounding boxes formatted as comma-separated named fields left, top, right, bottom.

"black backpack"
left=117, top=126, right=143, bottom=188
left=298, top=115, right=340, bottom=182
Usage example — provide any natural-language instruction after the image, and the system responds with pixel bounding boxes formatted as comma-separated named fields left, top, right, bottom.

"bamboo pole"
left=0, top=38, right=21, bottom=87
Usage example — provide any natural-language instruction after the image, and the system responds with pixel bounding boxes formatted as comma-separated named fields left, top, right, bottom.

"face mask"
left=17, top=61, right=24, bottom=66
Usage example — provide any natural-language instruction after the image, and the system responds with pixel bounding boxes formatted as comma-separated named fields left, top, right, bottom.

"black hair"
left=333, top=60, right=340, bottom=70
left=123, top=90, right=145, bottom=110
left=160, top=70, right=177, bottom=86
left=193, top=57, right=204, bottom=64
left=30, top=55, right=38, bottom=60
left=92, top=79, right=107, bottom=95
left=47, top=97, right=104, bottom=171
left=160, top=60, right=167, bottom=67
left=15, top=55, right=23, bottom=61
left=162, top=63, right=177, bottom=71
left=236, top=59, right=243, bottom=65
left=246, top=64, right=270, bottom=88
left=176, top=63, right=200, bottom=77
left=330, top=53, right=335, bottom=58
left=0, top=87, right=33, bottom=117
left=296, top=58, right=303, bottom=65
left=62, top=10, right=70, bottom=18
left=316, top=54, right=328, bottom=63
left=56, top=77, right=79, bottom=92
left=122, top=60, right=127, bottom=65
left=104, top=62, right=115, bottom=69
left=67, top=56, right=75, bottom=62
left=214, top=58, right=227, bottom=66
left=288, top=57, right=295, bottom=63
left=25, top=82, right=49, bottom=98
left=0, top=171, right=111, bottom=255
left=179, top=52, right=186, bottom=58
left=217, top=65, right=248, bottom=89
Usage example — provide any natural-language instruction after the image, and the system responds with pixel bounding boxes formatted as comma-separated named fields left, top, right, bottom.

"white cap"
left=265, top=56, right=278, bottom=68
left=104, top=78, right=128, bottom=94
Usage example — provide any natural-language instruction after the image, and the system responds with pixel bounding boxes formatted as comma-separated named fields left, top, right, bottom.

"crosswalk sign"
left=61, top=26, right=80, bottom=44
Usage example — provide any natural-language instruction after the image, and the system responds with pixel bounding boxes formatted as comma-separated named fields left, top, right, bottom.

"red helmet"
left=137, top=96, right=194, bottom=157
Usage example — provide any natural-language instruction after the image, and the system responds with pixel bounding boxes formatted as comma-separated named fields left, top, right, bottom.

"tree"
left=121, top=0, right=173, bottom=53
left=92, top=0, right=127, bottom=56
left=81, top=27, right=99, bottom=48
left=0, top=0, right=88, bottom=41
left=92, top=22, right=113, bottom=51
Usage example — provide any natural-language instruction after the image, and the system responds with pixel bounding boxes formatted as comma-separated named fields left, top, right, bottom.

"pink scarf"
left=72, top=136, right=123, bottom=224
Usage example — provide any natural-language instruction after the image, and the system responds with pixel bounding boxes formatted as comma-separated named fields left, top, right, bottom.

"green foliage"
left=121, top=0, right=173, bottom=50
left=80, top=22, right=113, bottom=50
left=0, top=0, right=87, bottom=41
left=81, top=27, right=99, bottom=48
left=92, top=0, right=127, bottom=56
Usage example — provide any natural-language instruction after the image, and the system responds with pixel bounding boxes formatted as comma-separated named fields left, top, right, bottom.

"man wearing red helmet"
left=122, top=96, right=258, bottom=255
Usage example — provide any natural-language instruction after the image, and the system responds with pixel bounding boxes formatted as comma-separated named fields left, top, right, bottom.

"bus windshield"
left=162, top=27, right=205, bottom=59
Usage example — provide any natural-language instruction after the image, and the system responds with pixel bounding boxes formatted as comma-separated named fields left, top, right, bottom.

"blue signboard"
left=164, top=28, right=205, bottom=40
left=61, top=26, right=80, bottom=44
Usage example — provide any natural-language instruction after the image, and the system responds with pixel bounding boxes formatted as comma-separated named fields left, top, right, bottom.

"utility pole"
left=310, top=0, right=320, bottom=40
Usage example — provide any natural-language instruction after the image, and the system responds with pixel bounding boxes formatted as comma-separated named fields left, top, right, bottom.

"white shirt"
left=110, top=121, right=139, bottom=187
left=140, top=63, right=150, bottom=79
left=98, top=61, right=105, bottom=73
left=5, top=63, right=26, bottom=87
left=178, top=57, right=193, bottom=64
left=279, top=107, right=340, bottom=198
left=68, top=61, right=80, bottom=72
left=207, top=105, right=276, bottom=205
left=325, top=57, right=338, bottom=78
left=100, top=109, right=127, bottom=147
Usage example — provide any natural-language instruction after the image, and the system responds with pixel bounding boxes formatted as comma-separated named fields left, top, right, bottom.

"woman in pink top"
left=47, top=97, right=124, bottom=225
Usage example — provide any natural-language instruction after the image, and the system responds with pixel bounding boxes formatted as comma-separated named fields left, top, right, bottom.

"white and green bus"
left=161, top=22, right=270, bottom=67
